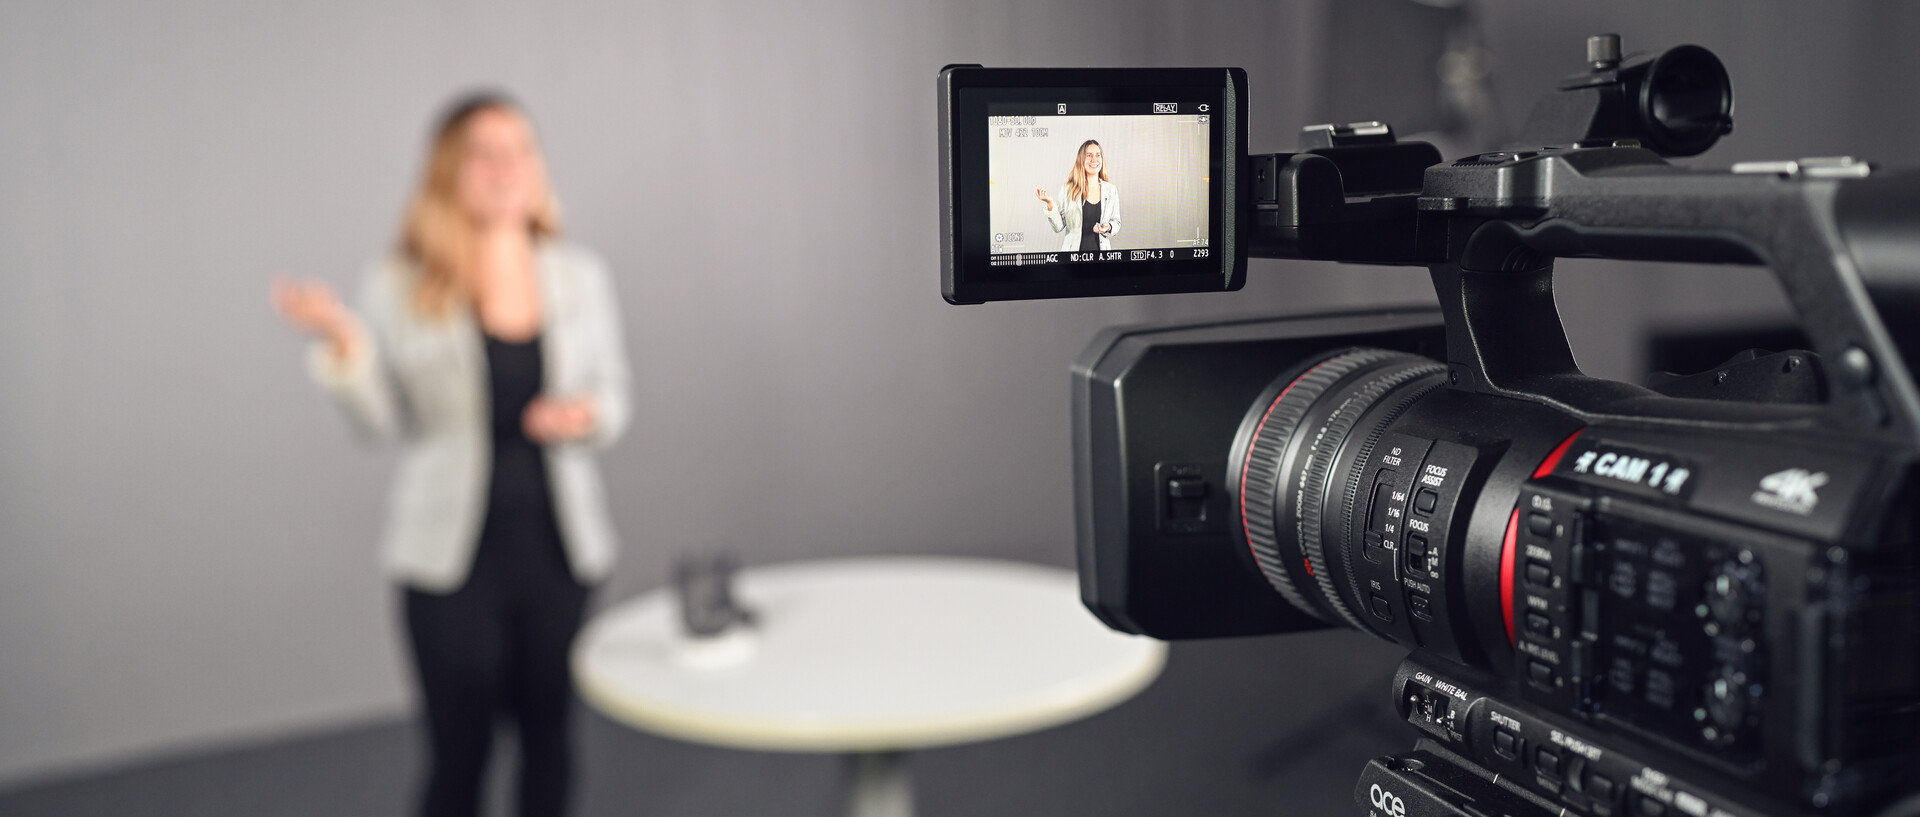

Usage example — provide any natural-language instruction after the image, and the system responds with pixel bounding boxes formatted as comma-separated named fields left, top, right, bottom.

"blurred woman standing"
left=272, top=93, right=631, bottom=817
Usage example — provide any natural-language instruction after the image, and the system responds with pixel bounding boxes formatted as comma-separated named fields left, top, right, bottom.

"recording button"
left=1535, top=747, right=1561, bottom=777
left=1526, top=561, right=1552, bottom=587
left=1528, top=660, right=1554, bottom=686
left=1493, top=728, right=1520, bottom=759
left=1529, top=512, right=1554, bottom=537
left=1370, top=594, right=1393, bottom=621
left=1415, top=489, right=1438, bottom=514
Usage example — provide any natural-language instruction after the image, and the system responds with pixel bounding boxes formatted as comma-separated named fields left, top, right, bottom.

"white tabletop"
left=573, top=556, right=1167, bottom=753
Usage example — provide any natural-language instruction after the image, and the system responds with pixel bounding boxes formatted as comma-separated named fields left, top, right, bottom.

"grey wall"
left=1, top=0, right=1914, bottom=788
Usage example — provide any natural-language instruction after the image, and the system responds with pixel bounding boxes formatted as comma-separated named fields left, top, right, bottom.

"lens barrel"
left=1230, top=348, right=1447, bottom=634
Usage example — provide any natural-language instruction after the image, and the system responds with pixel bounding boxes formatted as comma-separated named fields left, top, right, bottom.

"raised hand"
left=1035, top=187, right=1055, bottom=211
left=271, top=276, right=361, bottom=358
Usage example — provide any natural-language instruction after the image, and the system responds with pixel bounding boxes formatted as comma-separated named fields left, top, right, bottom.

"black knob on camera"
left=1516, top=36, right=1734, bottom=157
left=1699, top=551, right=1763, bottom=636
left=1699, top=665, right=1759, bottom=746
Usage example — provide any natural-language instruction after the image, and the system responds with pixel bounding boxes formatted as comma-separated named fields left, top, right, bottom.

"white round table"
left=572, top=556, right=1167, bottom=817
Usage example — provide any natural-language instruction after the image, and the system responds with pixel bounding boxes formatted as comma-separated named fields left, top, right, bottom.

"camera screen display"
left=986, top=106, right=1212, bottom=264
left=939, top=67, right=1246, bottom=303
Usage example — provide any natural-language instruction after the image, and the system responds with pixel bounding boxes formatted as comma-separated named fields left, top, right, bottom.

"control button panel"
left=1396, top=660, right=1765, bottom=817
left=1351, top=432, right=1476, bottom=657
left=1513, top=485, right=1590, bottom=710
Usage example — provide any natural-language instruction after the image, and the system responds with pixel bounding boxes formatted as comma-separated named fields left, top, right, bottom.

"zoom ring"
left=1237, top=349, right=1408, bottom=623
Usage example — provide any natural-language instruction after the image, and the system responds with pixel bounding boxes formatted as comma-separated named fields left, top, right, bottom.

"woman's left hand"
left=524, top=396, right=597, bottom=443
left=1093, top=223, right=1110, bottom=234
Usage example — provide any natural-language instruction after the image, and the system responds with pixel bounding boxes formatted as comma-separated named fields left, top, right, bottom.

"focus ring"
left=1237, top=349, right=1405, bottom=621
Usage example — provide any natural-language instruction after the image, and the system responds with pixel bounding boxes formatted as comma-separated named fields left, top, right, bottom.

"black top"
left=1080, top=198, right=1102, bottom=251
left=479, top=332, right=564, bottom=558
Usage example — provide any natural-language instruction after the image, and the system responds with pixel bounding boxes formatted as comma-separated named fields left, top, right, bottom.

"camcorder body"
left=939, top=35, right=1920, bottom=817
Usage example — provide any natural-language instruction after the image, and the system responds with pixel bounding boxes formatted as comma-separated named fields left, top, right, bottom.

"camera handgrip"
left=1424, top=153, right=1920, bottom=440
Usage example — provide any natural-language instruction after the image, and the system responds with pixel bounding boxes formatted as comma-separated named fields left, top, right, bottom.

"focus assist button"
left=1414, top=489, right=1439, bottom=514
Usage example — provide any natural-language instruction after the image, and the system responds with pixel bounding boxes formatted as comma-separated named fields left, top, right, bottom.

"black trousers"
left=404, top=525, right=590, bottom=817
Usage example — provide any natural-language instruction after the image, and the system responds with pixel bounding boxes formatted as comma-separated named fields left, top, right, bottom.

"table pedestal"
left=846, top=751, right=912, bottom=817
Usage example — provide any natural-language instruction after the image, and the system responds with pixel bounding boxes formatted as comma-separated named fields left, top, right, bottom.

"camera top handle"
left=1249, top=36, right=1920, bottom=445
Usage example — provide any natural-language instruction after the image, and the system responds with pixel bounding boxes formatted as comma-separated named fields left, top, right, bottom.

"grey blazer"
left=1044, top=180, right=1120, bottom=251
left=310, top=241, right=632, bottom=592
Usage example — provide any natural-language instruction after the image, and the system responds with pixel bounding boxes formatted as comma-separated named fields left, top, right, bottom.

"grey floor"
left=0, top=630, right=1410, bottom=817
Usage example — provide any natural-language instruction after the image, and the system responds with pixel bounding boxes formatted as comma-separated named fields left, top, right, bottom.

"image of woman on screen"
left=271, top=93, right=630, bottom=817
left=1036, top=139, right=1120, bottom=252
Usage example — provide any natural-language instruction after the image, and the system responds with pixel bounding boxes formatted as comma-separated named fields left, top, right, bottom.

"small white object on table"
left=572, top=556, right=1168, bottom=817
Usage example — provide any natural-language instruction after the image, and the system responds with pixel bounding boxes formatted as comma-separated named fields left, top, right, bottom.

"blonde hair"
left=398, top=93, right=561, bottom=319
left=1065, top=140, right=1109, bottom=204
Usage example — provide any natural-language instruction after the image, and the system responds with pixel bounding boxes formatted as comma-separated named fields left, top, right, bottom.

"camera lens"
left=1230, top=348, right=1446, bottom=632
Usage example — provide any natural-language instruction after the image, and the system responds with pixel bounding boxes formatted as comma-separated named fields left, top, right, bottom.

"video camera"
left=937, top=35, right=1920, bottom=817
